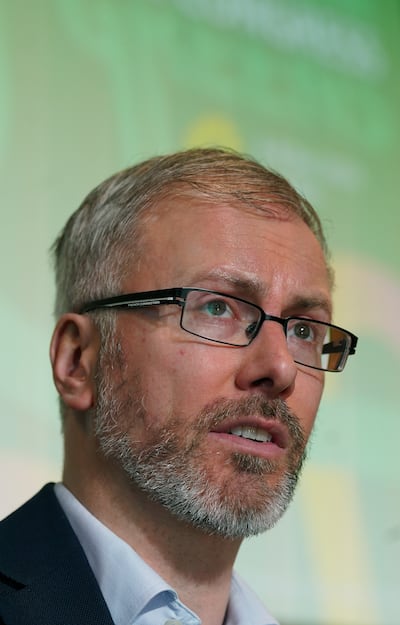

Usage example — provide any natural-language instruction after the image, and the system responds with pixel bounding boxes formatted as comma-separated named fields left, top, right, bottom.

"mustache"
left=196, top=395, right=306, bottom=447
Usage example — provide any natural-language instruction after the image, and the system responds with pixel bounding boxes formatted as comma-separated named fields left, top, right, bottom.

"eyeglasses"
left=80, top=287, right=358, bottom=372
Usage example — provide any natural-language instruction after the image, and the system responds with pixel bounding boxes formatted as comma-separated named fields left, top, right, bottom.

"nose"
left=235, top=320, right=297, bottom=399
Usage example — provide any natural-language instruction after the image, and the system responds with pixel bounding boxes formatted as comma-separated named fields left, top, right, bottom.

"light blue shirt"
left=55, top=484, right=279, bottom=625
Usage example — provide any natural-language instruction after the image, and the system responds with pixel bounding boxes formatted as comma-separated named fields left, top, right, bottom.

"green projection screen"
left=1, top=2, right=399, bottom=624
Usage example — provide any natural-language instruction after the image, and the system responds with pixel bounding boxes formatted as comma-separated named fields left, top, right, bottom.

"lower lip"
left=208, top=431, right=285, bottom=460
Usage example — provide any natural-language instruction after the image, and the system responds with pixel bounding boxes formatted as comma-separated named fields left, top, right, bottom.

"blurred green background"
left=1, top=1, right=399, bottom=624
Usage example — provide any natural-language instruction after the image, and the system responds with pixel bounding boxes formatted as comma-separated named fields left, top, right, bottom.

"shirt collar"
left=55, top=483, right=278, bottom=625
left=229, top=572, right=279, bottom=625
left=54, top=483, right=180, bottom=624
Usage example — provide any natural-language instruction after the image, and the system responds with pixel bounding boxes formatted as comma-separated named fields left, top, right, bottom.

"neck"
left=63, top=431, right=242, bottom=625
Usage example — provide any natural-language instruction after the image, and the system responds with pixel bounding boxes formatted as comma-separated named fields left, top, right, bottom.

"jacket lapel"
left=0, top=484, right=115, bottom=625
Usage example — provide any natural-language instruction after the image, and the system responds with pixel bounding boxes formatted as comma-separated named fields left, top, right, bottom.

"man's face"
left=94, top=197, right=332, bottom=538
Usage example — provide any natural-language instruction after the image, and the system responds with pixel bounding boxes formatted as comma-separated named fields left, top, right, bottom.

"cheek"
left=128, top=345, right=197, bottom=416
left=169, top=347, right=227, bottom=395
left=143, top=345, right=234, bottom=415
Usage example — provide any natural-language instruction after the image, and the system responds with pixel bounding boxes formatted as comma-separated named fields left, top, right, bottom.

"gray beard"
left=93, top=367, right=307, bottom=539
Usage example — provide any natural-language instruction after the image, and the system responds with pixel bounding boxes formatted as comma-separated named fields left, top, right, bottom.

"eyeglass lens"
left=180, top=290, right=351, bottom=371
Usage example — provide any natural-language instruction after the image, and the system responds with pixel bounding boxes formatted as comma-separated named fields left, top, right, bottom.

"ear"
left=50, top=313, right=100, bottom=412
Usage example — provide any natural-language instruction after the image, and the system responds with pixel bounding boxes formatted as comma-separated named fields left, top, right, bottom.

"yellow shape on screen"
left=300, top=465, right=379, bottom=625
left=183, top=114, right=243, bottom=151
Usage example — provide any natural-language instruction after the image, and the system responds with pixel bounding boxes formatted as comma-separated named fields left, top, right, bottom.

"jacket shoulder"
left=0, top=484, right=114, bottom=625
left=0, top=483, right=66, bottom=579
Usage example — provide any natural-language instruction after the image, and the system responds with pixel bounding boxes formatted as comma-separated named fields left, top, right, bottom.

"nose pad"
left=246, top=313, right=288, bottom=345
left=245, top=321, right=259, bottom=342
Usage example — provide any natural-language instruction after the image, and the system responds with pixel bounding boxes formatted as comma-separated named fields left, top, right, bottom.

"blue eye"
left=205, top=300, right=230, bottom=317
left=289, top=321, right=314, bottom=342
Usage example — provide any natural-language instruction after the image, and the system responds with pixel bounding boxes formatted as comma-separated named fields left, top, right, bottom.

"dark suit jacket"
left=0, top=484, right=115, bottom=624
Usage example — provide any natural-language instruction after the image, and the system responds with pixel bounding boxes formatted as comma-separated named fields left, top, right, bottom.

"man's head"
left=52, top=147, right=332, bottom=318
left=50, top=148, right=347, bottom=540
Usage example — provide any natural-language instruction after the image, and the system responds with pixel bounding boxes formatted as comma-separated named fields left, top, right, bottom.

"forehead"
left=131, top=196, right=331, bottom=311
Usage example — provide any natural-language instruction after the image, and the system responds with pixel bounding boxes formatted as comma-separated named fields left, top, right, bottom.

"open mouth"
left=211, top=419, right=287, bottom=450
left=228, top=426, right=272, bottom=443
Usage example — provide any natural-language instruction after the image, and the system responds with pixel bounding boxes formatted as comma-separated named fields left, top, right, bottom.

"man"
left=0, top=148, right=357, bottom=625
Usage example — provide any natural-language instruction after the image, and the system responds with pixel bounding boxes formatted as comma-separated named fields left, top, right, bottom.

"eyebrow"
left=285, top=295, right=332, bottom=318
left=189, top=268, right=267, bottom=296
left=188, top=267, right=332, bottom=317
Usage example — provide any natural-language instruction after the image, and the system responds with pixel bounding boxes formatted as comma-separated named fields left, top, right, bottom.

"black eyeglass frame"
left=80, top=287, right=358, bottom=372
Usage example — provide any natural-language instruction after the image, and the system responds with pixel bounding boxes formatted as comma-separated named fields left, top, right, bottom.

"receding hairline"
left=51, top=147, right=334, bottom=318
left=118, top=185, right=335, bottom=292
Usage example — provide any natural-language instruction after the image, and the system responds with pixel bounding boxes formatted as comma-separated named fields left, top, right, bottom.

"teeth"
left=230, top=426, right=272, bottom=443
